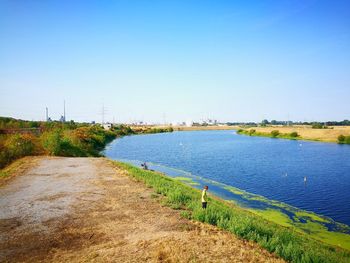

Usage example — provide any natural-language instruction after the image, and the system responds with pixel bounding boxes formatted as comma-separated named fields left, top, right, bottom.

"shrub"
left=312, top=123, right=327, bottom=129
left=289, top=132, right=299, bottom=138
left=5, top=134, right=36, bottom=157
left=338, top=135, right=350, bottom=144
left=143, top=127, right=174, bottom=134
left=249, top=129, right=256, bottom=136
left=270, top=130, right=280, bottom=137
left=338, top=135, right=345, bottom=143
left=345, top=136, right=350, bottom=144
left=0, top=134, right=38, bottom=168
left=41, top=130, right=63, bottom=155
left=59, top=137, right=87, bottom=157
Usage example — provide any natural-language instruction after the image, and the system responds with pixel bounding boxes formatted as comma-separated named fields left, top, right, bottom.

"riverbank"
left=115, top=162, right=350, bottom=262
left=174, top=125, right=236, bottom=131
left=141, top=125, right=236, bottom=131
left=1, top=157, right=350, bottom=262
left=236, top=125, right=350, bottom=143
left=0, top=157, right=284, bottom=262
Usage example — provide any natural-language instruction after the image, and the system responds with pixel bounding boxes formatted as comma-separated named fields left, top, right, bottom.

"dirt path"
left=0, top=157, right=284, bottom=262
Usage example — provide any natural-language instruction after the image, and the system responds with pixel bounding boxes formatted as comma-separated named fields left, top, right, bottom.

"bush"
left=73, top=126, right=116, bottom=155
left=5, top=134, right=36, bottom=157
left=289, top=132, right=299, bottom=138
left=59, top=137, right=87, bottom=157
left=249, top=129, right=256, bottom=135
left=0, top=134, right=38, bottom=168
left=312, top=123, right=327, bottom=129
left=41, top=130, right=63, bottom=155
left=338, top=135, right=345, bottom=143
left=270, top=130, right=280, bottom=137
left=143, top=127, right=174, bottom=134
left=338, top=134, right=350, bottom=144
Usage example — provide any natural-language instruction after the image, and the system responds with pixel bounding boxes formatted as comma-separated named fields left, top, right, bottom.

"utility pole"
left=163, top=113, right=166, bottom=126
left=64, top=100, right=66, bottom=122
left=100, top=104, right=107, bottom=125
left=45, top=107, right=48, bottom=122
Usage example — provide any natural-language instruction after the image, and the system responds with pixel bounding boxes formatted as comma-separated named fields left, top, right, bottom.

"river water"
left=104, top=130, right=350, bottom=227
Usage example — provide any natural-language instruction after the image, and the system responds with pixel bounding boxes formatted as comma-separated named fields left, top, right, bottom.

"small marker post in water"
left=304, top=176, right=307, bottom=184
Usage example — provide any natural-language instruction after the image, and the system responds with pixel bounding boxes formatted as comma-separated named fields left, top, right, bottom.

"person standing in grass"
left=202, top=185, right=208, bottom=209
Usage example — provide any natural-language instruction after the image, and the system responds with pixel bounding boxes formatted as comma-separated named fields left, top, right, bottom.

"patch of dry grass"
left=244, top=125, right=350, bottom=142
left=0, top=156, right=42, bottom=186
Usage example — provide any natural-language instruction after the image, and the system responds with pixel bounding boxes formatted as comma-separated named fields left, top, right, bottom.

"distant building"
left=185, top=120, right=193, bottom=127
left=201, top=119, right=218, bottom=126
left=103, top=123, right=113, bottom=130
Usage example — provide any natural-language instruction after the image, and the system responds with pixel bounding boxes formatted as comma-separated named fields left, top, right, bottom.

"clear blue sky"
left=1, top=0, right=349, bottom=123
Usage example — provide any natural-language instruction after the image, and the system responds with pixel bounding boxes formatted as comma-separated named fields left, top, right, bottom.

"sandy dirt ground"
left=0, top=157, right=284, bottom=263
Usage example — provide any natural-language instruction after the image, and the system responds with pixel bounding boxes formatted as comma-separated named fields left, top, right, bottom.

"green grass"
left=114, top=161, right=350, bottom=263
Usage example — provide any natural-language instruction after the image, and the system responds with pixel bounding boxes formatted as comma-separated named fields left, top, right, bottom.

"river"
left=104, top=130, right=350, bottom=229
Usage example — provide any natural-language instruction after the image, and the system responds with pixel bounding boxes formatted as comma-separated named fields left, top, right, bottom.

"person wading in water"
left=202, top=185, right=208, bottom=209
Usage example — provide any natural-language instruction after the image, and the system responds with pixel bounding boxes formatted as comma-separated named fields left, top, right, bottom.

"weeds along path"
left=0, top=157, right=284, bottom=262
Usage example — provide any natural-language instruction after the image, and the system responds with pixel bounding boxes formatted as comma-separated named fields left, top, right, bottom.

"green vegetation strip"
left=170, top=174, right=350, bottom=249
left=221, top=184, right=350, bottom=248
left=337, top=135, right=350, bottom=144
left=237, top=129, right=301, bottom=140
left=0, top=116, right=175, bottom=169
left=114, top=161, right=350, bottom=263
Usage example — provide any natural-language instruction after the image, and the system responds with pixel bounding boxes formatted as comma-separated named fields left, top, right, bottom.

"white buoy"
left=304, top=176, right=307, bottom=183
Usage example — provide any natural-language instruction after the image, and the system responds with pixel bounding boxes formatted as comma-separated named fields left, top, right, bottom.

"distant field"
left=241, top=125, right=350, bottom=143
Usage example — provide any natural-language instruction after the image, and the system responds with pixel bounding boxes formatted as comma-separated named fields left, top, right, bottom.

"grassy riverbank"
left=236, top=126, right=350, bottom=144
left=114, top=161, right=350, bottom=263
